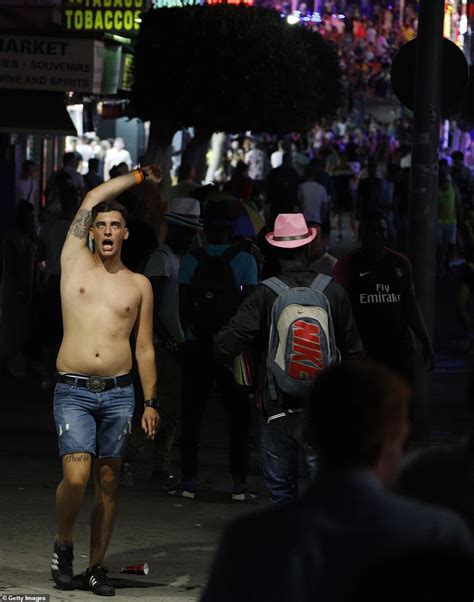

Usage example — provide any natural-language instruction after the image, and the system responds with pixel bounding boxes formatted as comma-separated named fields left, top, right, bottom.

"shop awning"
left=0, top=90, right=77, bottom=135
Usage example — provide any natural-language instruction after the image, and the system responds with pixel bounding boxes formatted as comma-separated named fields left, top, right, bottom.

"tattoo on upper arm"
left=68, top=208, right=92, bottom=240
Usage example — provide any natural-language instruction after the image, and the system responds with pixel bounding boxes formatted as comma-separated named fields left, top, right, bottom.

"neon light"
left=152, top=0, right=253, bottom=7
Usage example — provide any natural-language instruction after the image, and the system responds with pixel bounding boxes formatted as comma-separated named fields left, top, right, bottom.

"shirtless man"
left=51, top=166, right=161, bottom=596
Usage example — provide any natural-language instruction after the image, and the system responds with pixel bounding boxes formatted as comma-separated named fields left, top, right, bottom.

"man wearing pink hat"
left=215, top=213, right=363, bottom=504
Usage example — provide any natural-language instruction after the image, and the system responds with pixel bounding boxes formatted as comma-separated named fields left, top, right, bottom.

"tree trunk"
left=181, top=127, right=212, bottom=182
left=408, top=0, right=444, bottom=442
left=140, top=120, right=175, bottom=242
left=205, top=132, right=226, bottom=183
left=144, top=120, right=175, bottom=200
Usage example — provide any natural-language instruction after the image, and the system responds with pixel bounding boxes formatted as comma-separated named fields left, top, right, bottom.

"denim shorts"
left=53, top=380, right=135, bottom=458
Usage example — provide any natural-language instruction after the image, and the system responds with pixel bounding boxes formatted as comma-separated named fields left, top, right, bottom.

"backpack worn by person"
left=262, top=274, right=340, bottom=400
left=189, top=247, right=240, bottom=340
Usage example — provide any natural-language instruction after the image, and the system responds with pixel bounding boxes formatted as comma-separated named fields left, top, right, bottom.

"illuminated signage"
left=0, top=34, right=104, bottom=93
left=120, top=53, right=134, bottom=91
left=63, top=0, right=150, bottom=33
left=152, top=0, right=253, bottom=7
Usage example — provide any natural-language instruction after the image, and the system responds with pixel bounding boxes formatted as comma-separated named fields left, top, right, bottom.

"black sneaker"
left=87, top=564, right=115, bottom=596
left=51, top=538, right=74, bottom=590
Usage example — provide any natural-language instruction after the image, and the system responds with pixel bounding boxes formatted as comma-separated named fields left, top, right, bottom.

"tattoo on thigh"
left=64, top=453, right=90, bottom=462
left=68, top=208, right=92, bottom=240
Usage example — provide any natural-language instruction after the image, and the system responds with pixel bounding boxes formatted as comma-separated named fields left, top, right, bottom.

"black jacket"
left=214, top=268, right=363, bottom=421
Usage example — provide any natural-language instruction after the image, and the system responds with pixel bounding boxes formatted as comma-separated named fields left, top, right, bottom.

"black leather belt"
left=57, top=373, right=133, bottom=392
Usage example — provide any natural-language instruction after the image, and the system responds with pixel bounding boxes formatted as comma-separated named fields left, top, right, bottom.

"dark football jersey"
left=333, top=248, right=416, bottom=360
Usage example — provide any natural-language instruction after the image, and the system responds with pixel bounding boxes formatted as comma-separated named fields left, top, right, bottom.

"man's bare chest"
left=62, top=271, right=141, bottom=319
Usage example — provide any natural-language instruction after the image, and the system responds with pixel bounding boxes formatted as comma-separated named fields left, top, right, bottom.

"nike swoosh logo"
left=359, top=272, right=372, bottom=277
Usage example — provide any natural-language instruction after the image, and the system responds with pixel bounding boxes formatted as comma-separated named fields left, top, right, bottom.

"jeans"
left=260, top=413, right=318, bottom=505
left=53, top=381, right=135, bottom=458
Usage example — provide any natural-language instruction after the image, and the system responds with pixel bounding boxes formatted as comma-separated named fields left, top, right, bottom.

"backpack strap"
left=262, top=276, right=289, bottom=401
left=262, top=277, right=289, bottom=296
left=311, top=273, right=332, bottom=293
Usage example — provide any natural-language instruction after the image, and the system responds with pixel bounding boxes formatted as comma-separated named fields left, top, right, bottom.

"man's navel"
left=79, top=287, right=85, bottom=294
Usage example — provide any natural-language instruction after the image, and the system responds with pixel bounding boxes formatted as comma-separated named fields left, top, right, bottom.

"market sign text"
left=0, top=35, right=104, bottom=93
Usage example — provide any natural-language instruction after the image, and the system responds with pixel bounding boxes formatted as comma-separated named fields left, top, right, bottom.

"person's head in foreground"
left=306, top=360, right=411, bottom=485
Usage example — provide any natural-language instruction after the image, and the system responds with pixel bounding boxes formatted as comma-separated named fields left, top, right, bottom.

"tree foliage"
left=455, top=70, right=474, bottom=126
left=131, top=5, right=342, bottom=134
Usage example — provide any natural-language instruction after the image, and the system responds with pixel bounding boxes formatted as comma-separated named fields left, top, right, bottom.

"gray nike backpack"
left=262, top=274, right=340, bottom=400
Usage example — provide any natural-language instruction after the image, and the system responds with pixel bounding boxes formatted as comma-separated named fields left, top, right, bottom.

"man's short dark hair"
left=178, top=164, right=194, bottom=182
left=451, top=151, right=464, bottom=163
left=303, top=164, right=315, bottom=180
left=91, top=200, right=127, bottom=224
left=362, top=208, right=386, bottom=223
left=306, top=360, right=411, bottom=469
left=360, top=209, right=387, bottom=231
left=88, top=158, right=99, bottom=171
left=62, top=152, right=76, bottom=165
left=60, top=185, right=80, bottom=213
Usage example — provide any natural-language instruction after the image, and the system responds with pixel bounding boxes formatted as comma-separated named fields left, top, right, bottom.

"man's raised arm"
left=61, top=166, right=161, bottom=266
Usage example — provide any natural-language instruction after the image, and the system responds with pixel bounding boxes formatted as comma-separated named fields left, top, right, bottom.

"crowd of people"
left=2, top=146, right=473, bottom=593
left=13, top=161, right=467, bottom=598
left=1, top=144, right=473, bottom=597
left=1, top=0, right=474, bottom=595
left=2, top=108, right=474, bottom=401
left=275, top=0, right=420, bottom=110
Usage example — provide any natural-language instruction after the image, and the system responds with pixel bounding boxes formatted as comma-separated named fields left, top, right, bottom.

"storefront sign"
left=0, top=35, right=104, bottom=93
left=63, top=0, right=150, bottom=33
left=119, top=52, right=134, bottom=91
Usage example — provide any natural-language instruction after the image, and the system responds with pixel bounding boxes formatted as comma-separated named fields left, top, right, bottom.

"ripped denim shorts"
left=53, top=380, right=135, bottom=458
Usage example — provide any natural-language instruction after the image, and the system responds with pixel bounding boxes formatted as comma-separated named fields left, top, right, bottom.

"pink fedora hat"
left=266, top=213, right=317, bottom=249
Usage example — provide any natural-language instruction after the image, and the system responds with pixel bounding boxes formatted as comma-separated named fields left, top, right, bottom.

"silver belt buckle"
left=87, top=376, right=107, bottom=392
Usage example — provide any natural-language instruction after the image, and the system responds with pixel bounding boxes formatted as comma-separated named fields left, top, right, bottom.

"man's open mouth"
left=102, top=240, right=114, bottom=249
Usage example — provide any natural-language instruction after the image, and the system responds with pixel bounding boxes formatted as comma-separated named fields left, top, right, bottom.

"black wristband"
left=144, top=398, right=159, bottom=410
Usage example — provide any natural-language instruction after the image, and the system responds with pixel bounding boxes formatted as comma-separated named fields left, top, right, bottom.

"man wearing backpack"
left=170, top=201, right=258, bottom=500
left=215, top=213, right=363, bottom=504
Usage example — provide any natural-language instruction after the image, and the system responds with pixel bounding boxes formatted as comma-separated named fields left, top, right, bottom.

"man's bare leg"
left=90, top=458, right=122, bottom=567
left=56, top=453, right=92, bottom=545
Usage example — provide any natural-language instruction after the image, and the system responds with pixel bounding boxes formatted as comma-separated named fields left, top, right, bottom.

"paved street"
left=1, top=229, right=472, bottom=601
left=0, top=371, right=270, bottom=601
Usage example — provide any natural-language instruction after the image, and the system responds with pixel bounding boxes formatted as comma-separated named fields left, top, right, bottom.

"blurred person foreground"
left=201, top=361, right=473, bottom=602
left=1, top=1, right=474, bottom=595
